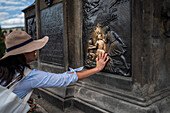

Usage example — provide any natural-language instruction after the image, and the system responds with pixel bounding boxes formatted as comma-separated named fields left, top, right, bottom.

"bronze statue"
left=95, top=33, right=106, bottom=56
left=86, top=25, right=130, bottom=76
left=86, top=24, right=105, bottom=67
left=87, top=39, right=96, bottom=61
left=104, top=26, right=129, bottom=70
left=87, top=33, right=105, bottom=61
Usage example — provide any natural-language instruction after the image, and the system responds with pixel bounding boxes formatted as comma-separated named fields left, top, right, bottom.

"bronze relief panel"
left=83, top=0, right=131, bottom=76
left=40, top=3, right=64, bottom=66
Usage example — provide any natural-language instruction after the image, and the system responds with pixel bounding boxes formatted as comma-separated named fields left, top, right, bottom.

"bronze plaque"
left=83, top=0, right=131, bottom=76
left=27, top=17, right=36, bottom=40
left=40, top=3, right=64, bottom=66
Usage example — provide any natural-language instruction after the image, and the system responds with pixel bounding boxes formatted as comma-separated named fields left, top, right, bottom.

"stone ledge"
left=80, top=71, right=133, bottom=91
left=33, top=88, right=72, bottom=111
left=75, top=82, right=170, bottom=107
left=32, top=86, right=170, bottom=113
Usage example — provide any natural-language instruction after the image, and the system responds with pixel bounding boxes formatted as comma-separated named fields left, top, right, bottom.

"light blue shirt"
left=13, top=67, right=83, bottom=98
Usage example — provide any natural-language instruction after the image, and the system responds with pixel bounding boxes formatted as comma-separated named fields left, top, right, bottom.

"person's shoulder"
left=25, top=68, right=44, bottom=77
left=30, top=68, right=45, bottom=73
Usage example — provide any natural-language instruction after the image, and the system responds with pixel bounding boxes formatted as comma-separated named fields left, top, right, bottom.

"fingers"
left=96, top=57, right=99, bottom=61
left=104, top=53, right=107, bottom=60
left=99, top=51, right=105, bottom=59
left=99, top=51, right=102, bottom=59
left=101, top=51, right=105, bottom=58
left=98, top=51, right=108, bottom=60
left=105, top=57, right=109, bottom=63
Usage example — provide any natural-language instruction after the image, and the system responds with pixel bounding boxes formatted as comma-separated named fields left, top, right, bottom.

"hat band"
left=6, top=38, right=33, bottom=52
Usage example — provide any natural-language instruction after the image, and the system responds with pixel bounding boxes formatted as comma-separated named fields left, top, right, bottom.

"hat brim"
left=0, top=36, right=49, bottom=60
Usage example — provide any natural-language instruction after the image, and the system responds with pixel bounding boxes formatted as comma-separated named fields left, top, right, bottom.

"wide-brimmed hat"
left=0, top=31, right=48, bottom=60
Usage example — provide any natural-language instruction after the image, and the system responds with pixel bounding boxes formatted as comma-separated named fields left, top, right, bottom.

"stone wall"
left=23, top=0, right=170, bottom=112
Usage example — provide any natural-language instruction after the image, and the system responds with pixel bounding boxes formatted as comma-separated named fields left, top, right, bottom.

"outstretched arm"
left=75, top=51, right=109, bottom=80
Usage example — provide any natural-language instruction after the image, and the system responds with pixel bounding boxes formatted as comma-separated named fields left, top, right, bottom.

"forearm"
left=76, top=67, right=100, bottom=80
left=70, top=51, right=109, bottom=80
left=69, top=67, right=100, bottom=80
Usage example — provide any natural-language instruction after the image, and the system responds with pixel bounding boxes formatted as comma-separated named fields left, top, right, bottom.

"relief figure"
left=104, top=26, right=129, bottom=70
left=95, top=33, right=106, bottom=56
left=86, top=25, right=130, bottom=76
left=87, top=33, right=105, bottom=61
left=87, top=39, right=96, bottom=61
left=86, top=24, right=106, bottom=67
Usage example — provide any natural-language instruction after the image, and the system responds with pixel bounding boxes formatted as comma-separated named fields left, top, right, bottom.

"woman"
left=0, top=31, right=109, bottom=99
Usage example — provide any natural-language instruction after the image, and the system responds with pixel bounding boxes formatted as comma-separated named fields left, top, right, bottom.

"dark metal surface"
left=162, top=0, right=170, bottom=37
left=40, top=3, right=64, bottom=66
left=83, top=0, right=131, bottom=76
left=27, top=17, right=36, bottom=40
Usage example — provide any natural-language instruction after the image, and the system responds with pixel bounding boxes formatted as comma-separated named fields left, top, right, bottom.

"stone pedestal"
left=23, top=0, right=170, bottom=112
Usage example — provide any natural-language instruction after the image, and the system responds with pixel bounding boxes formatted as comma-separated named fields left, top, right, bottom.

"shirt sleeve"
left=13, top=67, right=83, bottom=98
left=30, top=67, right=83, bottom=88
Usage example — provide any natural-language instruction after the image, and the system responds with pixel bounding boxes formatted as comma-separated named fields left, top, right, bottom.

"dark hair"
left=0, top=54, right=30, bottom=86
